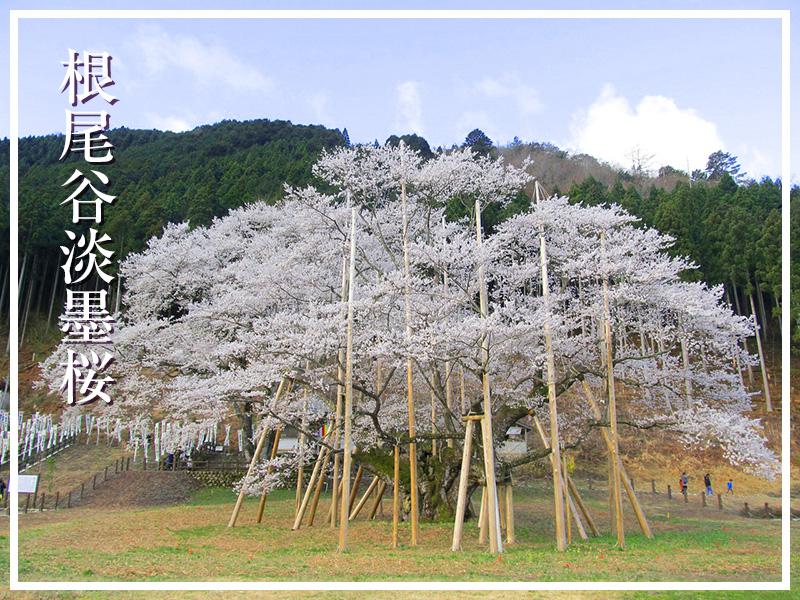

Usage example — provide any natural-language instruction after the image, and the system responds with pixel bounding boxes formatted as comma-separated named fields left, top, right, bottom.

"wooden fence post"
left=93, top=474, right=98, bottom=490
left=104, top=466, right=109, bottom=481
left=744, top=502, right=751, bottom=517
left=24, top=495, right=29, bottom=514
left=667, top=484, right=672, bottom=499
left=717, top=494, right=723, bottom=511
left=39, top=494, right=44, bottom=512
left=630, top=478, right=635, bottom=492
left=80, top=483, right=85, bottom=500
left=67, top=491, right=72, bottom=509
left=651, top=480, right=656, bottom=494
left=54, top=491, right=59, bottom=510
left=126, top=457, right=130, bottom=471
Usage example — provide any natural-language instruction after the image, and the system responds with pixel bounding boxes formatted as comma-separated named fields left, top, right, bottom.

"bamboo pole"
left=451, top=417, right=476, bottom=551
left=337, top=208, right=357, bottom=553
left=350, top=475, right=379, bottom=521
left=535, top=182, right=567, bottom=552
left=475, top=197, right=503, bottom=554
left=582, top=382, right=653, bottom=539
left=368, top=481, right=386, bottom=520
left=400, top=169, right=420, bottom=546
left=392, top=444, right=400, bottom=548
left=228, top=378, right=288, bottom=527
left=600, top=231, right=625, bottom=549
left=750, top=294, right=772, bottom=412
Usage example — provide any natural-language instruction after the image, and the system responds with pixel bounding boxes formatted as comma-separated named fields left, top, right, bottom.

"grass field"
left=0, top=476, right=795, bottom=598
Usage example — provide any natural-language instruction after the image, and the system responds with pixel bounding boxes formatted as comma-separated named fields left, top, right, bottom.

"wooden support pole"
left=582, top=382, right=653, bottom=539
left=567, top=476, right=599, bottom=537
left=392, top=444, right=400, bottom=548
left=718, top=494, right=723, bottom=511
left=368, top=481, right=386, bottom=520
left=307, top=449, right=331, bottom=527
left=534, top=415, right=591, bottom=540
left=350, top=475, right=379, bottom=521
left=505, top=483, right=516, bottom=544
left=475, top=197, right=502, bottom=555
left=535, top=183, right=567, bottom=552
left=750, top=293, right=773, bottom=412
left=337, top=208, right=357, bottom=553
left=331, top=253, right=349, bottom=529
left=295, top=384, right=309, bottom=513
left=451, top=418, right=475, bottom=551
left=600, top=231, right=624, bottom=550
left=563, top=452, right=572, bottom=544
left=293, top=444, right=327, bottom=530
left=228, top=378, right=288, bottom=528
left=400, top=170, right=420, bottom=547
left=478, top=485, right=488, bottom=545
left=256, top=427, right=283, bottom=524
left=348, top=465, right=364, bottom=514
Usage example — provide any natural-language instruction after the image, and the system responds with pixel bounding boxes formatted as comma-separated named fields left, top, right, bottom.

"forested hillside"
left=0, top=118, right=787, bottom=348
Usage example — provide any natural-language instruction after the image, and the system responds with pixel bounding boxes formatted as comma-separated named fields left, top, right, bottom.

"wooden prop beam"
left=350, top=475, right=379, bottom=521
left=399, top=166, right=420, bottom=546
left=227, top=378, right=288, bottom=528
left=337, top=208, right=357, bottom=553
left=293, top=445, right=327, bottom=530
left=348, top=465, right=364, bottom=514
left=256, top=426, right=283, bottom=524
left=535, top=181, right=567, bottom=552
left=475, top=197, right=503, bottom=555
left=581, top=381, right=653, bottom=539
left=533, top=416, right=591, bottom=541
left=368, top=481, right=387, bottom=520
left=451, top=417, right=476, bottom=551
left=331, top=253, right=348, bottom=528
left=392, top=444, right=400, bottom=548
left=600, top=231, right=625, bottom=549
left=504, top=483, right=516, bottom=544
left=307, top=448, right=331, bottom=527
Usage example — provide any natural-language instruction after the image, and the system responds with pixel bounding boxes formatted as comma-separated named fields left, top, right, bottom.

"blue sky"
left=2, top=1, right=796, bottom=180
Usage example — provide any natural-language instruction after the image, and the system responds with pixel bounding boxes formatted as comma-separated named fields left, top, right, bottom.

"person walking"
left=680, top=472, right=688, bottom=496
left=704, top=473, right=713, bottom=496
left=726, top=479, right=733, bottom=494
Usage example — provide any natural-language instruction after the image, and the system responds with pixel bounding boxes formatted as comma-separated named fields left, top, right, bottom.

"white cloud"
left=395, top=81, right=423, bottom=134
left=309, top=92, right=331, bottom=125
left=132, top=25, right=273, bottom=94
left=475, top=75, right=543, bottom=116
left=144, top=113, right=192, bottom=132
left=569, top=84, right=724, bottom=173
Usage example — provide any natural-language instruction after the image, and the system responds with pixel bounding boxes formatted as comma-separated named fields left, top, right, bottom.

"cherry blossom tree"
left=39, top=144, right=777, bottom=522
